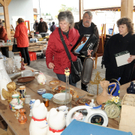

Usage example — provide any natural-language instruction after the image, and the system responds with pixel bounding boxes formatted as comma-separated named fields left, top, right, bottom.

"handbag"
left=12, top=38, right=19, bottom=52
left=58, top=28, right=83, bottom=83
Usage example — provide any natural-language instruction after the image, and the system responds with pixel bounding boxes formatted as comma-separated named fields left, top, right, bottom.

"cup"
left=25, top=95, right=31, bottom=104
left=29, top=99, right=35, bottom=116
left=29, top=99, right=36, bottom=109
left=58, top=106, right=68, bottom=112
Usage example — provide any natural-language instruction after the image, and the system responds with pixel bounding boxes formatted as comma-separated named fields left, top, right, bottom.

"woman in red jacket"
left=46, top=11, right=80, bottom=86
left=14, top=18, right=30, bottom=65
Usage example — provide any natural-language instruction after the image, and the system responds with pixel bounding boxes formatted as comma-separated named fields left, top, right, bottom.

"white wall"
left=8, top=0, right=34, bottom=30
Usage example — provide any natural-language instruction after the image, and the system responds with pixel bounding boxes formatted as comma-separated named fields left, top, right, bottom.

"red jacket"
left=46, top=27, right=80, bottom=74
left=14, top=22, right=29, bottom=48
left=0, top=26, right=8, bottom=42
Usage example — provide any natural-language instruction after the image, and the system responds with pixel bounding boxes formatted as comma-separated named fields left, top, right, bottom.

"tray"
left=77, top=98, right=91, bottom=105
left=17, top=76, right=35, bottom=83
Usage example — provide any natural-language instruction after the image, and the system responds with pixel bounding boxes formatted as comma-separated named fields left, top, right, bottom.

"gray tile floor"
left=29, top=56, right=105, bottom=95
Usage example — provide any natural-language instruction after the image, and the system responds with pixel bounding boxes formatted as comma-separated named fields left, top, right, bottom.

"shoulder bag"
left=58, top=28, right=83, bottom=83
left=12, top=38, right=19, bottom=52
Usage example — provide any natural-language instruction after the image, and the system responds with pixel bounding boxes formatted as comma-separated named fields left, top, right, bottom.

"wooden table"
left=28, top=41, right=47, bottom=52
left=0, top=69, right=131, bottom=135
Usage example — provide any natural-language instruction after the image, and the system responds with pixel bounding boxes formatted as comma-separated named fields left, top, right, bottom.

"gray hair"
left=58, top=11, right=74, bottom=29
left=83, top=11, right=93, bottom=18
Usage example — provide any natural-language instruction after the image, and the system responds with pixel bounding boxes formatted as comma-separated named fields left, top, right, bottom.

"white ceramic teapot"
left=0, top=59, right=11, bottom=100
left=29, top=99, right=48, bottom=135
left=47, top=108, right=66, bottom=135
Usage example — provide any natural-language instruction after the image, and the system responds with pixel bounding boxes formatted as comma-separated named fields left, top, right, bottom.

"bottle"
left=18, top=108, right=27, bottom=124
left=7, top=40, right=9, bottom=45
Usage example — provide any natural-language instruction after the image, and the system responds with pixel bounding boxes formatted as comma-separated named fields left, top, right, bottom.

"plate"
left=53, top=93, right=72, bottom=105
left=49, top=80, right=60, bottom=85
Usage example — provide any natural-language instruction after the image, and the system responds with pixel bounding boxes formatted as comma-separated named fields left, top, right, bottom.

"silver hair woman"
left=58, top=11, right=74, bottom=32
left=46, top=11, right=80, bottom=86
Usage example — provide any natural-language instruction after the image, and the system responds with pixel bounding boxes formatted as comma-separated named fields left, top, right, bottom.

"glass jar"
left=43, top=98, right=49, bottom=107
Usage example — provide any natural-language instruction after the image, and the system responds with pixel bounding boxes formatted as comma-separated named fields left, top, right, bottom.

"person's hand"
left=87, top=49, right=93, bottom=56
left=48, top=62, right=55, bottom=69
left=127, top=55, right=135, bottom=63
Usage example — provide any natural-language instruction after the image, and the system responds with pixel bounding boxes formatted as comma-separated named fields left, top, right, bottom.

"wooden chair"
left=93, top=24, right=106, bottom=69
left=111, top=24, right=115, bottom=36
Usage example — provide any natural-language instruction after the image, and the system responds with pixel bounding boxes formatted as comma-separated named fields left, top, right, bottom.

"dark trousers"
left=79, top=56, right=88, bottom=91
left=56, top=74, right=76, bottom=87
left=1, top=47, right=9, bottom=57
left=19, top=47, right=30, bottom=65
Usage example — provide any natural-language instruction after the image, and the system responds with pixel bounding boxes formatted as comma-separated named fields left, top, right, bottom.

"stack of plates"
left=53, top=93, right=72, bottom=105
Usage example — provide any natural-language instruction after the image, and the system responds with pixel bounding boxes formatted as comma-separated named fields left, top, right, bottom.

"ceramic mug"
left=29, top=99, right=35, bottom=117
left=57, top=105, right=68, bottom=115
left=29, top=99, right=36, bottom=109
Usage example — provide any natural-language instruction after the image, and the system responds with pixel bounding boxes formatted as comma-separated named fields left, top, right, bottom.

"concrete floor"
left=29, top=56, right=105, bottom=95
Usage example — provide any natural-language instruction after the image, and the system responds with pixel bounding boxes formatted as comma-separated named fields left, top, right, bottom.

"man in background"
left=50, top=22, right=56, bottom=32
left=38, top=18, right=48, bottom=37
left=74, top=11, right=99, bottom=91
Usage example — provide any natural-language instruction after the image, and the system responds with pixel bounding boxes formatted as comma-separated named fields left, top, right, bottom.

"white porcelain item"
left=37, top=72, right=46, bottom=85
left=66, top=105, right=108, bottom=127
left=29, top=99, right=48, bottom=135
left=14, top=56, right=21, bottom=70
left=0, top=59, right=11, bottom=100
left=47, top=108, right=66, bottom=135
left=29, top=99, right=36, bottom=117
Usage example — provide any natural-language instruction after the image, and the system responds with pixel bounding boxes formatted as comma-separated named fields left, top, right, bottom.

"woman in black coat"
left=103, top=17, right=135, bottom=85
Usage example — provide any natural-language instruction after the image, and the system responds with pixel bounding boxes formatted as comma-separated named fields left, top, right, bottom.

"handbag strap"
left=58, top=28, right=72, bottom=62
left=14, top=38, right=16, bottom=44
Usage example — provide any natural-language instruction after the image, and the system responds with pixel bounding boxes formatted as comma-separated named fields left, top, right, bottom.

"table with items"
left=0, top=66, right=134, bottom=135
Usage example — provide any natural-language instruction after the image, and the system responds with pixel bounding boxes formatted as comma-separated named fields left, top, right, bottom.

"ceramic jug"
left=108, top=77, right=121, bottom=96
left=47, top=108, right=66, bottom=135
left=18, top=108, right=27, bottom=124
left=0, top=59, right=11, bottom=100
left=96, top=80, right=116, bottom=105
left=9, top=94, right=23, bottom=112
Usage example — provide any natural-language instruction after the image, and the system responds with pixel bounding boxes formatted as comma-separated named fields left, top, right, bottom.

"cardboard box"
left=119, top=94, right=135, bottom=135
